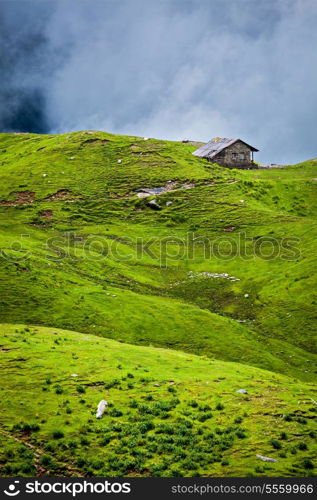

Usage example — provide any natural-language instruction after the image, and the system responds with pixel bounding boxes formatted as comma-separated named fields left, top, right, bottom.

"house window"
left=239, top=153, right=245, bottom=160
left=231, top=152, right=237, bottom=160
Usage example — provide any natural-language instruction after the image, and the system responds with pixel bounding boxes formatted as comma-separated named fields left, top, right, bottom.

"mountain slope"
left=0, top=324, right=316, bottom=477
left=0, top=131, right=316, bottom=383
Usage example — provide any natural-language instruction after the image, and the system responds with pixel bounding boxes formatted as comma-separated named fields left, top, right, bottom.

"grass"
left=0, top=130, right=316, bottom=476
left=0, top=324, right=316, bottom=477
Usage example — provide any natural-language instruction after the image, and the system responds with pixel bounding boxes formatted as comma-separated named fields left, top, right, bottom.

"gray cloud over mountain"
left=1, top=0, right=316, bottom=163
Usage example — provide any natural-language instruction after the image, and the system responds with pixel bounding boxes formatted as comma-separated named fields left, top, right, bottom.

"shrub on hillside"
left=270, top=439, right=282, bottom=449
left=52, top=430, right=64, bottom=439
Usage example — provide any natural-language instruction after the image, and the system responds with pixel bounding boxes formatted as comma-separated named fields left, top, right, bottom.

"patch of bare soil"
left=44, top=189, right=76, bottom=202
left=0, top=190, right=35, bottom=206
left=182, top=182, right=196, bottom=189
left=182, top=140, right=206, bottom=147
left=223, top=226, right=236, bottom=232
left=81, top=138, right=109, bottom=146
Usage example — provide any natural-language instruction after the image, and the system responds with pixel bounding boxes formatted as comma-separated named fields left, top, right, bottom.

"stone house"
left=192, top=137, right=259, bottom=168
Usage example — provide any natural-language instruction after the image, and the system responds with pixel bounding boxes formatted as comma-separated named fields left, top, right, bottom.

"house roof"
left=192, top=137, right=259, bottom=159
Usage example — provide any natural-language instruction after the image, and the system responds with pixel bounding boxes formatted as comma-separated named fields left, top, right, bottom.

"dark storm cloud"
left=0, top=1, right=53, bottom=132
left=1, top=0, right=316, bottom=163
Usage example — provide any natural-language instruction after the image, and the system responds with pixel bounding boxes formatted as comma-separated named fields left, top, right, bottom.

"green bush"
left=168, top=386, right=176, bottom=393
left=297, top=417, right=307, bottom=424
left=21, top=462, right=36, bottom=474
left=52, top=430, right=64, bottom=439
left=188, top=400, right=198, bottom=408
left=283, top=414, right=293, bottom=422
left=156, top=424, right=174, bottom=435
left=76, top=385, right=86, bottom=394
left=80, top=437, right=90, bottom=446
left=303, top=459, right=314, bottom=470
left=40, top=455, right=52, bottom=467
left=44, top=442, right=55, bottom=452
left=270, top=439, right=282, bottom=450
left=14, top=422, right=40, bottom=433
left=298, top=442, right=308, bottom=451
left=234, top=416, right=243, bottom=424
left=66, top=440, right=77, bottom=450
left=139, top=421, right=155, bottom=434
left=100, top=435, right=112, bottom=446
left=236, top=430, right=247, bottom=439
left=91, top=459, right=104, bottom=470
left=199, top=404, right=211, bottom=412
left=76, top=457, right=86, bottom=467
left=109, top=408, right=123, bottom=417
left=197, top=412, right=212, bottom=422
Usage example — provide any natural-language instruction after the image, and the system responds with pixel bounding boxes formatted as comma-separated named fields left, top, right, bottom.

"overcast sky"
left=1, top=0, right=317, bottom=163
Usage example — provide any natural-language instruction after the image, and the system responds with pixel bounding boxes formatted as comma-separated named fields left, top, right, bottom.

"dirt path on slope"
left=0, top=428, right=83, bottom=477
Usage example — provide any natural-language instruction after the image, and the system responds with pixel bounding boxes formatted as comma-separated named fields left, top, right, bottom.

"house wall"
left=209, top=141, right=255, bottom=168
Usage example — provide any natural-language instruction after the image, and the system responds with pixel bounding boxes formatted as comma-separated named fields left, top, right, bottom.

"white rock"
left=137, top=192, right=150, bottom=199
left=42, top=173, right=47, bottom=177
left=117, top=159, right=122, bottom=163
left=256, top=455, right=278, bottom=463
left=240, top=199, right=245, bottom=203
left=69, top=156, right=75, bottom=160
left=244, top=293, right=249, bottom=298
left=144, top=137, right=149, bottom=141
left=96, top=400, right=108, bottom=419
left=236, top=389, right=248, bottom=394
left=71, top=374, right=78, bottom=377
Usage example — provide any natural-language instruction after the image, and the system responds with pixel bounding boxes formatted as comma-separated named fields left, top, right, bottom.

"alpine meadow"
left=0, top=130, right=316, bottom=477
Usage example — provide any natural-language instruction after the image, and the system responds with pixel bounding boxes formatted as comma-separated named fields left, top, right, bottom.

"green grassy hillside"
left=0, top=324, right=316, bottom=477
left=0, top=131, right=316, bottom=381
left=0, top=131, right=316, bottom=477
